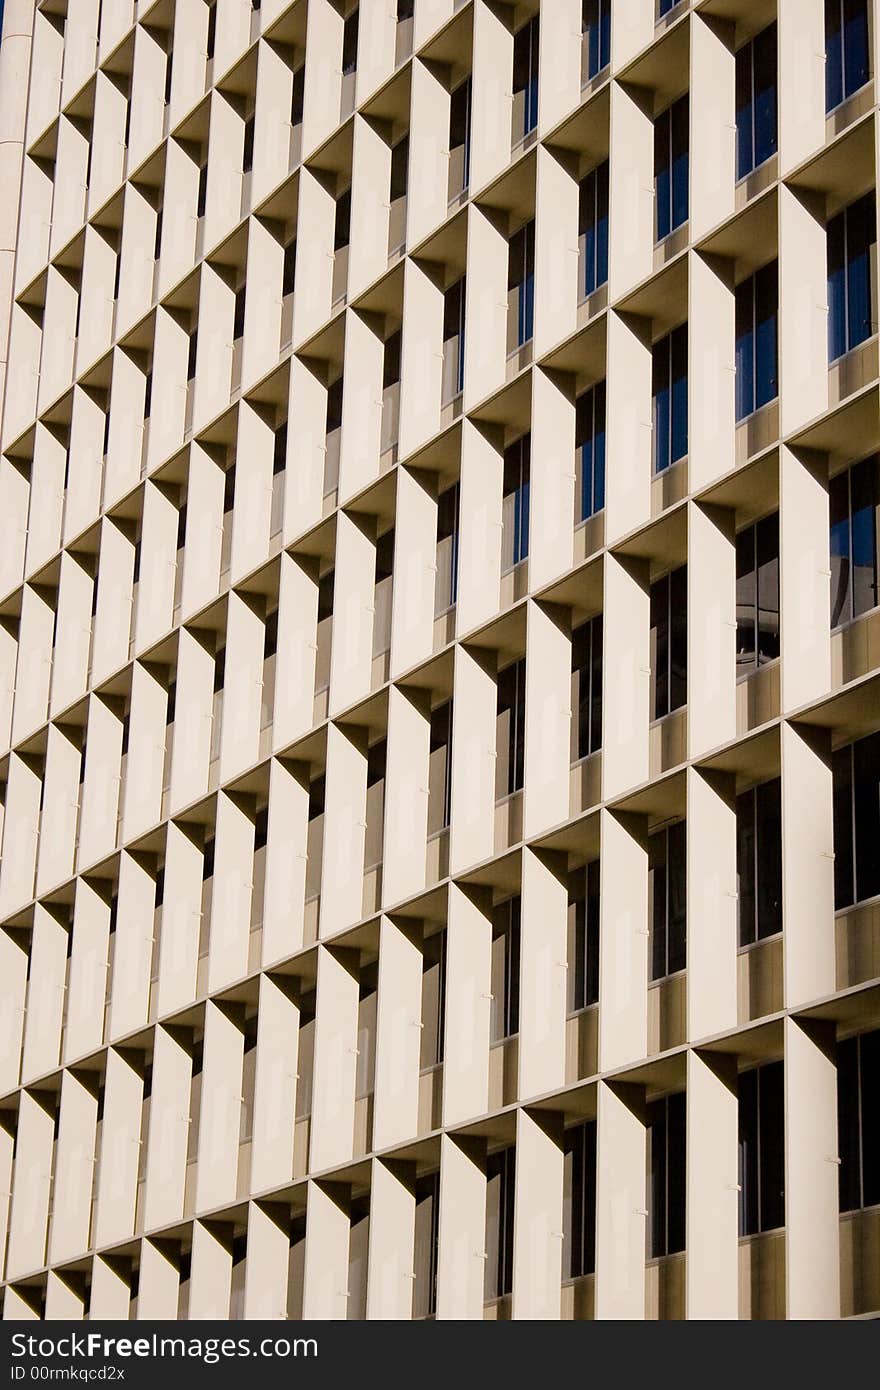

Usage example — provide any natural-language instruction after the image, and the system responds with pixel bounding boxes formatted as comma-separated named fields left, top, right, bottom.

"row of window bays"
left=18, top=0, right=880, bottom=466
left=6, top=691, right=879, bottom=1110
left=6, top=1012, right=877, bottom=1317
left=22, top=0, right=876, bottom=302
left=4, top=437, right=880, bottom=928
left=13, top=159, right=880, bottom=568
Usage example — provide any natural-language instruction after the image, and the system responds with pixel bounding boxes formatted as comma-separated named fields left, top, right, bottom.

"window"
left=283, top=237, right=297, bottom=297
left=390, top=135, right=409, bottom=203
left=291, top=64, right=305, bottom=129
left=485, top=1148, right=515, bottom=1301
left=509, top=221, right=535, bottom=348
left=647, top=1092, right=686, bottom=1258
left=654, top=95, right=689, bottom=241
left=233, top=286, right=246, bottom=344
left=652, top=324, right=688, bottom=473
left=737, top=779, right=782, bottom=946
left=334, top=187, right=351, bottom=252
left=736, top=513, right=780, bottom=670
left=242, top=115, right=255, bottom=174
left=830, top=455, right=879, bottom=627
left=735, top=262, right=778, bottom=420
left=502, top=434, right=530, bottom=570
left=449, top=77, right=472, bottom=197
left=571, top=616, right=602, bottom=761
left=828, top=193, right=876, bottom=363
left=825, top=0, right=871, bottom=112
left=736, top=25, right=778, bottom=181
left=496, top=658, right=526, bottom=799
left=582, top=0, right=611, bottom=81
left=197, top=160, right=208, bottom=218
left=420, top=931, right=446, bottom=1070
left=363, top=744, right=386, bottom=874
left=650, top=566, right=687, bottom=719
left=563, top=1121, right=597, bottom=1279
left=427, top=702, right=453, bottom=836
left=833, top=730, right=880, bottom=909
left=442, top=277, right=466, bottom=403
left=342, top=7, right=359, bottom=77
left=649, top=821, right=686, bottom=981
left=373, top=530, right=394, bottom=659
left=512, top=15, right=539, bottom=144
left=658, top=0, right=681, bottom=15
left=490, top=898, right=521, bottom=1042
left=579, top=161, right=609, bottom=298
left=838, top=1029, right=880, bottom=1212
left=413, top=1173, right=440, bottom=1319
left=576, top=382, right=606, bottom=522
left=739, top=1061, right=785, bottom=1235
left=206, top=0, right=217, bottom=61
left=435, top=482, right=460, bottom=611
left=567, top=860, right=600, bottom=1013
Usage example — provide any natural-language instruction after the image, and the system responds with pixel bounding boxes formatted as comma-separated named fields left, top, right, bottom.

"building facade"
left=0, top=0, right=878, bottom=1322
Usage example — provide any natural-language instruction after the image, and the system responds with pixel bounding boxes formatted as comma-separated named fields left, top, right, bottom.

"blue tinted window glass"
left=753, top=27, right=778, bottom=167
left=735, top=40, right=754, bottom=180
left=596, top=162, right=609, bottom=288
left=827, top=209, right=848, bottom=361
left=827, top=0, right=871, bottom=110
left=655, top=111, right=671, bottom=241
left=670, top=96, right=689, bottom=231
left=581, top=163, right=609, bottom=296
left=843, top=0, right=870, bottom=98
left=593, top=382, right=606, bottom=513
left=735, top=277, right=755, bottom=422
left=830, top=469, right=853, bottom=627
left=670, top=324, right=688, bottom=464
left=583, top=0, right=610, bottom=79
left=846, top=195, right=875, bottom=351
left=600, top=0, right=611, bottom=70
left=826, top=0, right=844, bottom=110
left=653, top=337, right=671, bottom=474
left=584, top=180, right=597, bottom=295
left=577, top=383, right=607, bottom=520
left=851, top=457, right=878, bottom=617
left=754, top=263, right=778, bottom=410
